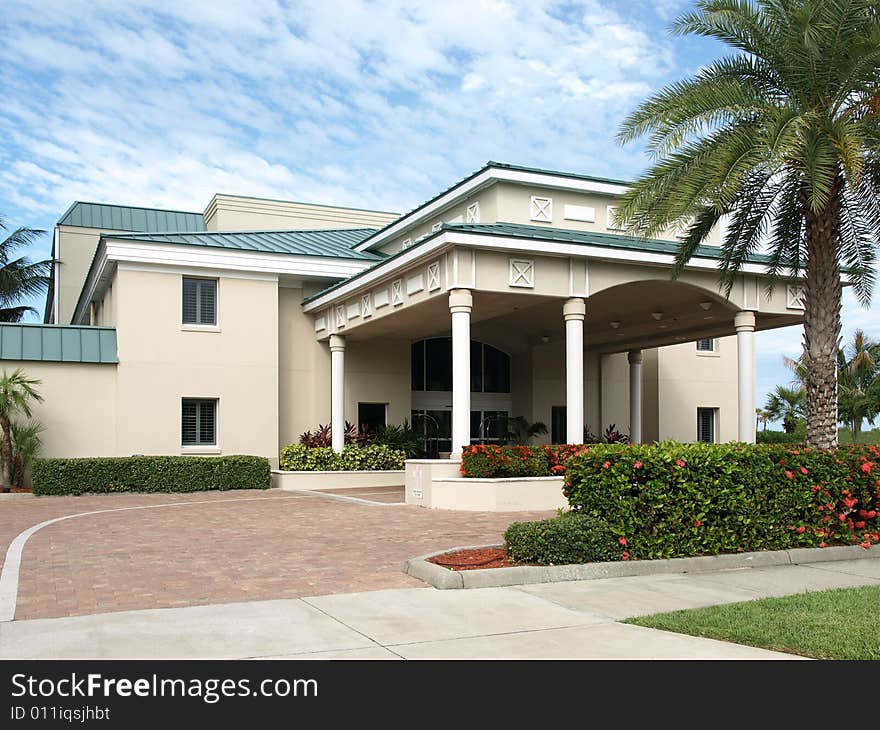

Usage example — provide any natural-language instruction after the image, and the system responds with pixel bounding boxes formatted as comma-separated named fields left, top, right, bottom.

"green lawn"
left=838, top=428, right=880, bottom=445
left=626, top=586, right=880, bottom=660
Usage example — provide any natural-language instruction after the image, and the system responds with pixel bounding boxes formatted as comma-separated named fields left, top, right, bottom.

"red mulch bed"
left=428, top=547, right=513, bottom=571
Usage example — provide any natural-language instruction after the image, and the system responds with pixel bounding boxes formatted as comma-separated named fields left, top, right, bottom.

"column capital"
left=329, top=334, right=346, bottom=352
left=734, top=310, right=756, bottom=332
left=449, top=288, right=473, bottom=314
left=627, top=349, right=643, bottom=365
left=563, top=297, right=586, bottom=321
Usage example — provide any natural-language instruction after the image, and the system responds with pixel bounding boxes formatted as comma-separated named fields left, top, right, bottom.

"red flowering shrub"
left=564, top=442, right=880, bottom=561
left=460, top=444, right=588, bottom=478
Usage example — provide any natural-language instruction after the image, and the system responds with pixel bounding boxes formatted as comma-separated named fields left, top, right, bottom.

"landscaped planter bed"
left=406, top=543, right=880, bottom=590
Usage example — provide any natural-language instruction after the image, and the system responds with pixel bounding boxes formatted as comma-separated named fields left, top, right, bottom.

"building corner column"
left=628, top=349, right=643, bottom=444
left=330, top=334, right=346, bottom=453
left=564, top=297, right=586, bottom=444
left=449, top=289, right=473, bottom=457
left=734, top=311, right=756, bottom=444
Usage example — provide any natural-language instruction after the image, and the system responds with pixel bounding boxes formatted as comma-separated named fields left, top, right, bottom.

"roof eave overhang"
left=352, top=165, right=631, bottom=253
left=72, top=236, right=375, bottom=325
left=304, top=229, right=809, bottom=313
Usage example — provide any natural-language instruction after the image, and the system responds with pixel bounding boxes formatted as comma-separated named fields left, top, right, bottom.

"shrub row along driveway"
left=0, top=489, right=553, bottom=620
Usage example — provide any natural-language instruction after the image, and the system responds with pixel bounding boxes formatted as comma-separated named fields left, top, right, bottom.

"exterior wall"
left=657, top=336, right=739, bottom=443
left=0, top=360, right=118, bottom=458
left=279, top=284, right=411, bottom=448
left=205, top=194, right=398, bottom=232
left=112, top=265, right=280, bottom=461
left=56, top=225, right=106, bottom=325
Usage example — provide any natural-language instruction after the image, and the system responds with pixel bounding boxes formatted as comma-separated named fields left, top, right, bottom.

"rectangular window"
left=696, top=338, right=715, bottom=352
left=551, top=406, right=567, bottom=444
left=182, top=277, right=217, bottom=325
left=697, top=407, right=716, bottom=444
left=358, top=403, right=387, bottom=433
left=182, top=398, right=217, bottom=446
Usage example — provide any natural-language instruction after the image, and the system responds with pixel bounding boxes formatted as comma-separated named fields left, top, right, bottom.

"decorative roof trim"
left=352, top=161, right=631, bottom=252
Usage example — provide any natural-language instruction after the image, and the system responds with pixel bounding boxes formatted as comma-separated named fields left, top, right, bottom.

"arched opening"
left=410, top=337, right=511, bottom=456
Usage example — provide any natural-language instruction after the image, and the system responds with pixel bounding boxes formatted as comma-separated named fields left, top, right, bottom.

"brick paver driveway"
left=0, top=489, right=553, bottom=621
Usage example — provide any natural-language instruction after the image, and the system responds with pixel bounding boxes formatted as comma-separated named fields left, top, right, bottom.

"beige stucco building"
left=1, top=162, right=808, bottom=465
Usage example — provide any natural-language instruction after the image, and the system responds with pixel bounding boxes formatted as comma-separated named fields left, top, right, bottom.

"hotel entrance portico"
left=303, top=224, right=806, bottom=455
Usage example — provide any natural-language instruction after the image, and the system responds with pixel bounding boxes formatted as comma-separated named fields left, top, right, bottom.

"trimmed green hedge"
left=279, top=444, right=405, bottom=471
left=505, top=512, right=621, bottom=565
left=31, top=455, right=271, bottom=496
left=564, top=442, right=880, bottom=560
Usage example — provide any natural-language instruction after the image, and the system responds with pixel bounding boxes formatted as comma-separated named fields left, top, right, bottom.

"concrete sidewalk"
left=2, top=557, right=878, bottom=659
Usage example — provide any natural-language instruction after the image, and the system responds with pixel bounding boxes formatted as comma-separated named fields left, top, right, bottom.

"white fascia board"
left=102, top=240, right=371, bottom=279
left=352, top=166, right=631, bottom=252
left=303, top=235, right=451, bottom=311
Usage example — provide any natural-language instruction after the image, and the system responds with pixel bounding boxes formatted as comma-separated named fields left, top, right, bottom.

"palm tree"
left=0, top=369, right=42, bottom=489
left=10, top=420, right=43, bottom=489
left=764, top=385, right=806, bottom=433
left=615, top=1, right=880, bottom=450
left=755, top=407, right=771, bottom=431
left=0, top=214, right=52, bottom=322
left=837, top=329, right=880, bottom=440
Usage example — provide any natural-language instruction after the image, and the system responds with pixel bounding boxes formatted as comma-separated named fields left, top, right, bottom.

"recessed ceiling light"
left=651, top=312, right=664, bottom=321
left=609, top=321, right=621, bottom=329
left=658, top=324, right=669, bottom=329
left=699, top=301, right=713, bottom=311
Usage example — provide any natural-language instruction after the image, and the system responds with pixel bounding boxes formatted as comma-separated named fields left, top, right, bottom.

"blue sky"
left=2, top=0, right=878, bottom=421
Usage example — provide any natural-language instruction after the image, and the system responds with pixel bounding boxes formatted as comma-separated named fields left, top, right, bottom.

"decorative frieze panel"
left=786, top=284, right=806, bottom=310
left=314, top=315, right=326, bottom=332
left=407, top=273, right=425, bottom=295
left=530, top=196, right=552, bottom=222
left=509, top=258, right=535, bottom=288
left=606, top=205, right=624, bottom=230
left=563, top=204, right=595, bottom=222
left=374, top=288, right=390, bottom=308
left=466, top=202, right=480, bottom=223
left=427, top=261, right=441, bottom=291
left=334, top=304, right=346, bottom=329
left=391, top=279, right=404, bottom=306
left=346, top=300, right=360, bottom=319
left=361, top=292, right=372, bottom=318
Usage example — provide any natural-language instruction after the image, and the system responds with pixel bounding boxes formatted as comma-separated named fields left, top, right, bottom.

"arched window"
left=411, top=338, right=510, bottom=393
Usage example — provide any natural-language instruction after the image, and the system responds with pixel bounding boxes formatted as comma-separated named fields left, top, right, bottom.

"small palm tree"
left=764, top=385, right=806, bottom=433
left=0, top=369, right=42, bottom=489
left=0, top=214, right=52, bottom=322
left=755, top=407, right=771, bottom=431
left=615, top=1, right=880, bottom=450
left=837, top=330, right=880, bottom=441
left=11, top=420, right=43, bottom=488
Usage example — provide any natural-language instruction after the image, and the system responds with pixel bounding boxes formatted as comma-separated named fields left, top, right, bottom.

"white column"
left=449, top=289, right=473, bottom=456
left=735, top=311, right=756, bottom=444
left=330, top=334, right=346, bottom=453
left=564, top=298, right=586, bottom=444
left=628, top=349, right=643, bottom=444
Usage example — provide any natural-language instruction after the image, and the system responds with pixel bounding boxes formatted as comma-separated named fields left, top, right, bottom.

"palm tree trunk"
left=0, top=415, right=13, bottom=489
left=802, top=182, right=842, bottom=450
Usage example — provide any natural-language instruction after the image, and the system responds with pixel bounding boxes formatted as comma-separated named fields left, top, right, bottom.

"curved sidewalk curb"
left=404, top=543, right=880, bottom=590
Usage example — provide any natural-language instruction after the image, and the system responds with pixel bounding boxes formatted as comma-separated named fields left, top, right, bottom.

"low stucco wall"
left=405, top=459, right=566, bottom=511
left=272, top=469, right=404, bottom=491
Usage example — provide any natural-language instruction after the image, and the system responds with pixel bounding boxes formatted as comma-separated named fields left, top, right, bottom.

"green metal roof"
left=0, top=324, right=118, bottom=363
left=59, top=202, right=206, bottom=232
left=444, top=222, right=772, bottom=264
left=105, top=228, right=383, bottom=260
